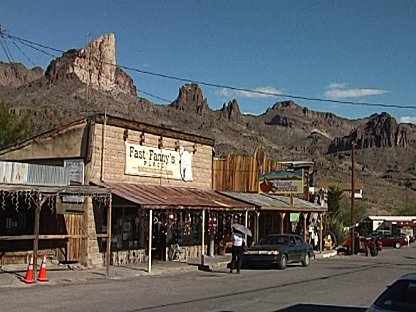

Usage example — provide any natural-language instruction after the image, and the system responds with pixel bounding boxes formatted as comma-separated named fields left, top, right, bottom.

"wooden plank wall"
left=213, top=152, right=283, bottom=192
left=64, top=214, right=82, bottom=261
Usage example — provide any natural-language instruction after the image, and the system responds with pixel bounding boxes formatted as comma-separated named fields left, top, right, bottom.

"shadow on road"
left=274, top=303, right=366, bottom=311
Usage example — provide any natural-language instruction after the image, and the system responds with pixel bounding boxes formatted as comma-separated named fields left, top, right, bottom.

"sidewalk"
left=0, top=250, right=337, bottom=289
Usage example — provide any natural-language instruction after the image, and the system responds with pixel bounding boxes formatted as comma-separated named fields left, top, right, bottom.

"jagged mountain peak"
left=170, top=83, right=209, bottom=115
left=45, top=33, right=136, bottom=96
left=0, top=62, right=44, bottom=88
left=328, top=111, right=410, bottom=152
left=219, top=99, right=242, bottom=122
left=268, top=100, right=300, bottom=112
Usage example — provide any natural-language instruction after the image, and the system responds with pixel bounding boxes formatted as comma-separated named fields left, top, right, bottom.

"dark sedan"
left=242, top=234, right=314, bottom=270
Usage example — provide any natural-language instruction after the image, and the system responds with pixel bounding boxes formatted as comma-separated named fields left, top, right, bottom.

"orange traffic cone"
left=37, top=254, right=48, bottom=282
left=22, top=254, right=36, bottom=284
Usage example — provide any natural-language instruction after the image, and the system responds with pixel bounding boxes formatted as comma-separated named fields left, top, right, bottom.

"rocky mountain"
left=45, top=33, right=136, bottom=96
left=1, top=33, right=416, bottom=215
left=0, top=61, right=43, bottom=87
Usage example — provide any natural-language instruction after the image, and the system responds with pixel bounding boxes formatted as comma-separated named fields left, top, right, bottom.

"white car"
left=367, top=272, right=416, bottom=311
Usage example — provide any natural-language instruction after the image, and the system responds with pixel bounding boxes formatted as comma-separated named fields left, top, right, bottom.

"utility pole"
left=86, top=32, right=91, bottom=101
left=351, top=143, right=356, bottom=254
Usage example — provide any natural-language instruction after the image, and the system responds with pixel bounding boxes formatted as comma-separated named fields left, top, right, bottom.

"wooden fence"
left=212, top=147, right=284, bottom=192
left=212, top=146, right=310, bottom=200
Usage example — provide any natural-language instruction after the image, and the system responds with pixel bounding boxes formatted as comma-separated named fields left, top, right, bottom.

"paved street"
left=1, top=245, right=415, bottom=312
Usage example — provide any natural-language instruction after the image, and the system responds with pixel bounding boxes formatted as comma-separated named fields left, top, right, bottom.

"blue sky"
left=1, top=1, right=416, bottom=122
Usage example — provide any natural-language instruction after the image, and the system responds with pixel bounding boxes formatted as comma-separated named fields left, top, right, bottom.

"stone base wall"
left=104, top=249, right=147, bottom=266
left=101, top=245, right=207, bottom=265
left=85, top=198, right=103, bottom=268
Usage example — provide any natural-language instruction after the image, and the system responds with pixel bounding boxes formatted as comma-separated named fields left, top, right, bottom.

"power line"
left=4, top=33, right=172, bottom=104
left=7, top=36, right=59, bottom=59
left=11, top=40, right=36, bottom=67
left=137, top=89, right=171, bottom=103
left=2, top=31, right=416, bottom=111
left=0, top=38, right=13, bottom=63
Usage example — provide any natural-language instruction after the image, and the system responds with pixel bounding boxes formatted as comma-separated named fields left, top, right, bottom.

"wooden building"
left=213, top=147, right=328, bottom=251
left=0, top=114, right=254, bottom=270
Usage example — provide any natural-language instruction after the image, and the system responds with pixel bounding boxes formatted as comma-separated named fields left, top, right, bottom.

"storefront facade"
left=0, top=114, right=254, bottom=268
left=213, top=148, right=328, bottom=251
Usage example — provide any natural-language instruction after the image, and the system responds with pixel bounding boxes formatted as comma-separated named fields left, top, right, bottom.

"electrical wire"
left=1, top=37, right=15, bottom=63
left=0, top=37, right=13, bottom=63
left=137, top=89, right=171, bottom=103
left=2, top=31, right=416, bottom=111
left=11, top=40, right=36, bottom=67
left=5, top=33, right=174, bottom=104
left=8, top=36, right=59, bottom=59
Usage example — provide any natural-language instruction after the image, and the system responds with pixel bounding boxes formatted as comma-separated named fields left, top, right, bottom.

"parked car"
left=399, top=233, right=413, bottom=243
left=366, top=272, right=416, bottom=311
left=242, top=234, right=314, bottom=270
left=377, top=234, right=408, bottom=249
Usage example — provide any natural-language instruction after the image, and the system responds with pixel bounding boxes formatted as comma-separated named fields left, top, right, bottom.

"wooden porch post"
left=319, top=213, right=324, bottom=253
left=33, top=193, right=47, bottom=279
left=303, top=212, right=308, bottom=242
left=244, top=210, right=248, bottom=241
left=148, top=209, right=153, bottom=273
left=255, top=211, right=260, bottom=243
left=201, top=209, right=205, bottom=266
left=105, top=194, right=112, bottom=276
left=279, top=212, right=286, bottom=234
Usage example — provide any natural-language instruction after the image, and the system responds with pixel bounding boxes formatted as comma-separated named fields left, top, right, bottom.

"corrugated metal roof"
left=0, top=161, right=70, bottom=186
left=219, top=192, right=327, bottom=212
left=94, top=181, right=255, bottom=210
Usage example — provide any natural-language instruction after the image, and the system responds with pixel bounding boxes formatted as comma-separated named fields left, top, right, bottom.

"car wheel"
left=301, top=253, right=310, bottom=267
left=395, top=242, right=402, bottom=249
left=277, top=254, right=287, bottom=270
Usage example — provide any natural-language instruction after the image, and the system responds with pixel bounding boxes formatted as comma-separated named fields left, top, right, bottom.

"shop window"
left=3, top=212, right=29, bottom=235
left=111, top=207, right=142, bottom=250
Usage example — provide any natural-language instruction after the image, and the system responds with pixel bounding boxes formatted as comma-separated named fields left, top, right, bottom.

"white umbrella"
left=232, top=223, right=252, bottom=236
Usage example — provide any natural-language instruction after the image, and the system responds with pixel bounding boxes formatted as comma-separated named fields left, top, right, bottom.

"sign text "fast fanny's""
left=125, top=143, right=185, bottom=179
left=129, top=146, right=176, bottom=166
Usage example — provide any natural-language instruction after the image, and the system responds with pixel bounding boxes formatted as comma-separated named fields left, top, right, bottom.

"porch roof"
left=0, top=183, right=111, bottom=196
left=94, top=181, right=255, bottom=211
left=219, top=192, right=327, bottom=213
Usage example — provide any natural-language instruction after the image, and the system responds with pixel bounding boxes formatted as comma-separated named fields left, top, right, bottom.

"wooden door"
left=64, top=214, right=83, bottom=261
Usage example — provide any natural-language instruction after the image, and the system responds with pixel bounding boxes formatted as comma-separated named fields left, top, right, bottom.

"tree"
left=327, top=184, right=344, bottom=220
left=339, top=197, right=369, bottom=227
left=326, top=184, right=348, bottom=246
left=0, top=101, right=35, bottom=148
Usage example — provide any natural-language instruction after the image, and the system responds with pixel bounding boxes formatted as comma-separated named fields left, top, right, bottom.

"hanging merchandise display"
left=207, top=212, right=218, bottom=236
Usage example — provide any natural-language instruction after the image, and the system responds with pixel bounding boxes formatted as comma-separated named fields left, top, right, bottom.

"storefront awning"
left=94, top=181, right=255, bottom=211
left=219, top=192, right=327, bottom=213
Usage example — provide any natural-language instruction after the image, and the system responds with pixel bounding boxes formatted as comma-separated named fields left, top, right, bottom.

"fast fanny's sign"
left=125, top=142, right=193, bottom=181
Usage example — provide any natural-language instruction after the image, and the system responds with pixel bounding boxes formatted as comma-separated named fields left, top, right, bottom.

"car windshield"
left=374, top=279, right=416, bottom=312
left=258, top=235, right=289, bottom=245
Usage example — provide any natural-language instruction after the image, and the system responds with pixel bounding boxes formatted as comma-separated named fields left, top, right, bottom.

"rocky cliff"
left=0, top=62, right=44, bottom=88
left=328, top=112, right=412, bottom=153
left=220, top=99, right=242, bottom=122
left=45, top=33, right=136, bottom=96
left=170, top=83, right=209, bottom=115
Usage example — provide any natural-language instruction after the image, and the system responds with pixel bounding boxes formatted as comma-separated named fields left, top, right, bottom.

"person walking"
left=229, top=230, right=246, bottom=274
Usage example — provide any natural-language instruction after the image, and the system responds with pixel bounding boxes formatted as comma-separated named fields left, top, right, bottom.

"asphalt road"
left=1, top=245, right=415, bottom=312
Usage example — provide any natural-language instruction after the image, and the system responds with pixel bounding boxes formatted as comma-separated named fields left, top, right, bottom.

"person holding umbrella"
left=229, top=224, right=249, bottom=274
